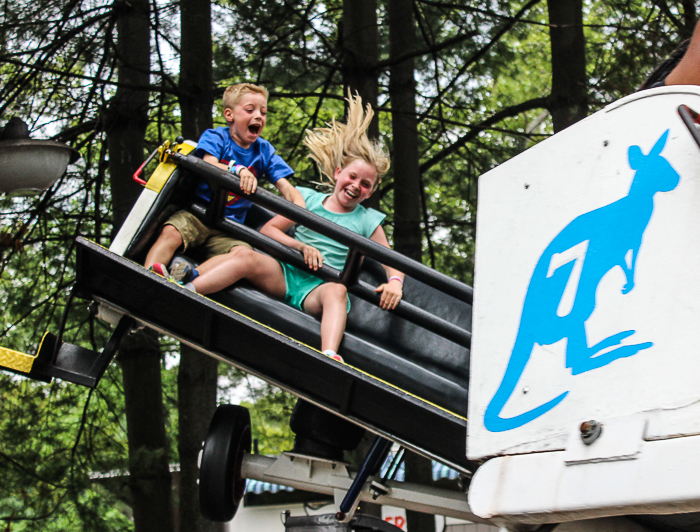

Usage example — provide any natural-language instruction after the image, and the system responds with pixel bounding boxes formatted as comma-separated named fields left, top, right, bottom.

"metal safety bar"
left=167, top=149, right=473, bottom=348
left=189, top=204, right=472, bottom=347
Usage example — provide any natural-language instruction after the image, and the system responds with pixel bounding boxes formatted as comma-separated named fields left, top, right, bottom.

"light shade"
left=0, top=139, right=80, bottom=196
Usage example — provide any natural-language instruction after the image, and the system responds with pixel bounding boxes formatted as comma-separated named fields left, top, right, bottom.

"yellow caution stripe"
left=0, top=346, right=36, bottom=373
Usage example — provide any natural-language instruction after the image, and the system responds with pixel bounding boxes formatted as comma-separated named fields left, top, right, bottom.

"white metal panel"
left=469, top=433, right=700, bottom=524
left=469, top=87, right=700, bottom=460
left=109, top=188, right=159, bottom=256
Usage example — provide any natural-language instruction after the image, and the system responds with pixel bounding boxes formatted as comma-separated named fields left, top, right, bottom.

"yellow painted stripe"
left=0, top=346, right=35, bottom=373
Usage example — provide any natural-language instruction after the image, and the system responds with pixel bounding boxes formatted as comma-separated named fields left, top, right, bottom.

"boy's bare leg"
left=191, top=248, right=286, bottom=298
left=190, top=245, right=248, bottom=276
left=303, top=283, right=348, bottom=353
left=144, top=224, right=183, bottom=269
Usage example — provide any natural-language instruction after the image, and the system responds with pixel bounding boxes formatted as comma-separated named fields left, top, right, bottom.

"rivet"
left=580, top=420, right=602, bottom=445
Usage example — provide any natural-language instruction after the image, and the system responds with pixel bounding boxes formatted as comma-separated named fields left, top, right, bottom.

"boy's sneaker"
left=170, top=262, right=198, bottom=283
left=149, top=263, right=183, bottom=285
left=149, top=263, right=171, bottom=278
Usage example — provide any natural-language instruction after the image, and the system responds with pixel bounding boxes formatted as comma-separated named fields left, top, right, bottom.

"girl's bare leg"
left=303, top=283, right=348, bottom=353
left=192, top=248, right=286, bottom=299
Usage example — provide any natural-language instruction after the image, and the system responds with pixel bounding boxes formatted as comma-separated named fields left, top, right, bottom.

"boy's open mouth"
left=248, top=124, right=261, bottom=135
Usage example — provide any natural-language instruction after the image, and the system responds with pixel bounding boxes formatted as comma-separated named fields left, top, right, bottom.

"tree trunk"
left=339, top=5, right=382, bottom=520
left=179, top=0, right=213, bottom=141
left=106, top=0, right=175, bottom=530
left=341, top=0, right=379, bottom=139
left=681, top=0, right=697, bottom=39
left=177, top=345, right=220, bottom=532
left=547, top=0, right=587, bottom=133
left=388, top=0, right=422, bottom=263
left=388, top=1, right=434, bottom=531
left=107, top=0, right=151, bottom=230
left=403, top=451, right=436, bottom=532
left=341, top=0, right=380, bottom=210
left=178, top=2, right=220, bottom=530
left=118, top=331, right=176, bottom=532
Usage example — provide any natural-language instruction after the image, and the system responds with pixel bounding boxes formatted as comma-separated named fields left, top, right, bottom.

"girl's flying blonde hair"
left=304, top=92, right=390, bottom=190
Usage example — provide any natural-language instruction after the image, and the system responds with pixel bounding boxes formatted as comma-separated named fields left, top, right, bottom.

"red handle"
left=133, top=146, right=161, bottom=186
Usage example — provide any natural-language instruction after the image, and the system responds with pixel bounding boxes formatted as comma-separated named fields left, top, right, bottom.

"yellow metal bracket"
left=146, top=139, right=196, bottom=193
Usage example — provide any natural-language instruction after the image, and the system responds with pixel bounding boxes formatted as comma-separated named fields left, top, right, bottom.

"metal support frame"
left=74, top=238, right=476, bottom=473
left=240, top=452, right=487, bottom=524
left=336, top=437, right=393, bottom=521
left=17, top=315, right=133, bottom=388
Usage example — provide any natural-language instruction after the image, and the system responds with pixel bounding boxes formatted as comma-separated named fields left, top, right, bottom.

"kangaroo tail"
left=483, top=336, right=568, bottom=432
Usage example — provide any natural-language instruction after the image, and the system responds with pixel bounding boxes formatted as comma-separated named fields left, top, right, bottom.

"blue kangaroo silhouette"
left=484, top=130, right=680, bottom=433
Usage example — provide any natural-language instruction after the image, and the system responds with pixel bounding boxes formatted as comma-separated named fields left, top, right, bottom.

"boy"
left=145, top=83, right=304, bottom=279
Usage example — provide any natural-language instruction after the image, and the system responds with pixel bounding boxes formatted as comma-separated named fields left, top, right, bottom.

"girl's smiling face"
left=327, top=159, right=378, bottom=212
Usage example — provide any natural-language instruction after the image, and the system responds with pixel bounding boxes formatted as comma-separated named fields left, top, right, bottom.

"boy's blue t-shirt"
left=293, top=187, right=386, bottom=270
left=194, top=126, right=294, bottom=223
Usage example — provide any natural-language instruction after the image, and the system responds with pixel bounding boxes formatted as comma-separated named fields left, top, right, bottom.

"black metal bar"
left=340, top=248, right=364, bottom=286
left=189, top=204, right=472, bottom=347
left=679, top=104, right=700, bottom=150
left=338, top=436, right=393, bottom=516
left=206, top=185, right=229, bottom=227
left=88, top=315, right=133, bottom=385
left=167, top=150, right=474, bottom=305
left=30, top=315, right=134, bottom=388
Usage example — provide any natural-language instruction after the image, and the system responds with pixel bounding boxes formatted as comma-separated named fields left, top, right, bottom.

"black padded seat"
left=171, top=204, right=470, bottom=417
left=196, top=270, right=470, bottom=417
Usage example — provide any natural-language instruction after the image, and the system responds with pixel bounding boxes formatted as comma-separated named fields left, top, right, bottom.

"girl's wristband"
left=388, top=276, right=404, bottom=285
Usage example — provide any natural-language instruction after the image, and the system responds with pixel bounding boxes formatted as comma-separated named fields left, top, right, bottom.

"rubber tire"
left=199, top=404, right=251, bottom=522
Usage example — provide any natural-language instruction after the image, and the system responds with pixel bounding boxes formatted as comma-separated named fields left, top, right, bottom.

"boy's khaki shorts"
left=165, top=210, right=252, bottom=259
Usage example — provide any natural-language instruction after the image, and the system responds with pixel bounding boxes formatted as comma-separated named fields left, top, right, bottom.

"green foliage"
left=0, top=0, right=696, bottom=527
left=0, top=368, right=133, bottom=530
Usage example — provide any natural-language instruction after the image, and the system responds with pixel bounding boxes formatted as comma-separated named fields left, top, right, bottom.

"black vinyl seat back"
left=346, top=258, right=470, bottom=391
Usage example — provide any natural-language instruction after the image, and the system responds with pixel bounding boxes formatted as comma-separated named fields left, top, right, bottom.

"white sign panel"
left=468, top=87, right=700, bottom=460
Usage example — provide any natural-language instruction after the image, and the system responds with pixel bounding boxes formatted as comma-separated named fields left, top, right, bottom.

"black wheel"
left=199, top=404, right=251, bottom=522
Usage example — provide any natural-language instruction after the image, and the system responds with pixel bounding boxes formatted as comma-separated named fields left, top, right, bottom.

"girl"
left=188, top=93, right=405, bottom=361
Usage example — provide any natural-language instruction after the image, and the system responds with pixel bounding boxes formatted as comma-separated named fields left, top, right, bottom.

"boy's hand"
left=299, top=244, right=323, bottom=270
left=239, top=168, right=257, bottom=194
left=375, top=279, right=403, bottom=310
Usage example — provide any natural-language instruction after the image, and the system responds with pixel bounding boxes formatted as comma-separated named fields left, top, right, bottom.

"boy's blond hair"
left=304, top=92, right=390, bottom=190
left=222, top=83, right=269, bottom=111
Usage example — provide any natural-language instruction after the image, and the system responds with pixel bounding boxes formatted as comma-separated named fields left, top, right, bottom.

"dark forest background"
left=0, top=0, right=694, bottom=530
